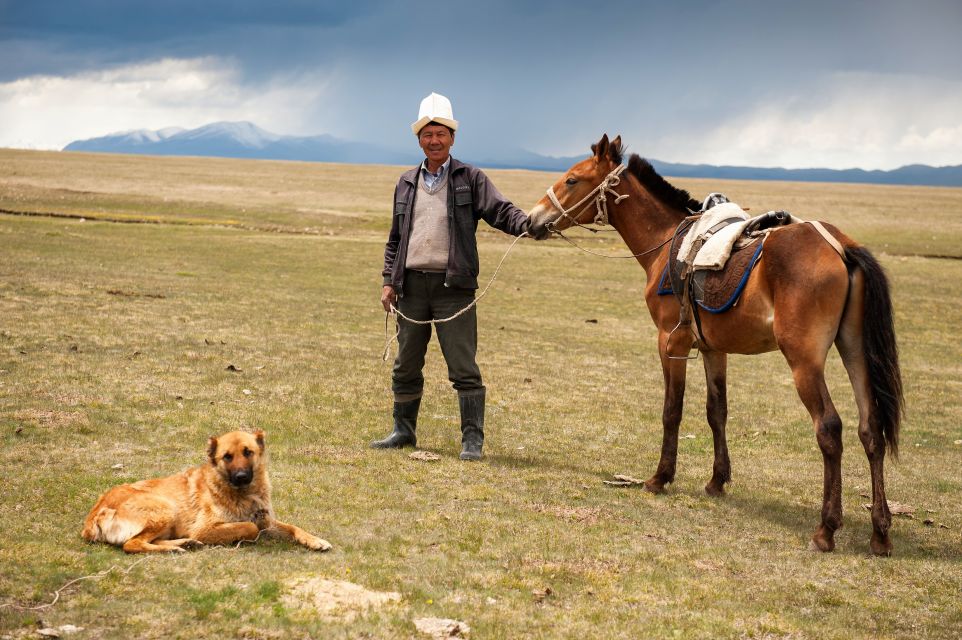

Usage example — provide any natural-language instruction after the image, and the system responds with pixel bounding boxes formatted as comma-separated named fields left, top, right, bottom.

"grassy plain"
left=0, top=148, right=960, bottom=639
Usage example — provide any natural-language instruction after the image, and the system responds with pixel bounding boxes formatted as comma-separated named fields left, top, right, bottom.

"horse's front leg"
left=703, top=350, right=731, bottom=496
left=645, top=331, right=690, bottom=493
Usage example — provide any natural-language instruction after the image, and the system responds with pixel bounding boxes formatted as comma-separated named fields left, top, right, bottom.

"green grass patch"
left=1, top=150, right=960, bottom=639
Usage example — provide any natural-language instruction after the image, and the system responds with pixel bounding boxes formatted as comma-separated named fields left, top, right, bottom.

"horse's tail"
left=845, top=246, right=904, bottom=459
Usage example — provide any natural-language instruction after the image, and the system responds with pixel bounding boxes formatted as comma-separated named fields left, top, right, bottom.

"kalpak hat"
left=411, top=92, right=459, bottom=135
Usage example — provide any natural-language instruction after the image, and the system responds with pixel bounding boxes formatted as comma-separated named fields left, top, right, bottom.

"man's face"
left=418, top=124, right=454, bottom=166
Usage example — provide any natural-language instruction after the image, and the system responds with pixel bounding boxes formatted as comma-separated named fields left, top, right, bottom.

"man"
left=375, top=92, right=530, bottom=461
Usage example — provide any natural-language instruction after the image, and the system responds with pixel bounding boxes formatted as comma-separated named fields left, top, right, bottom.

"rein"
left=552, top=230, right=672, bottom=260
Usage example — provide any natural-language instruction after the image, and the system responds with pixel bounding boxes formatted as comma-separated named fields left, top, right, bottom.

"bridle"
left=544, top=163, right=629, bottom=232
left=542, top=162, right=673, bottom=260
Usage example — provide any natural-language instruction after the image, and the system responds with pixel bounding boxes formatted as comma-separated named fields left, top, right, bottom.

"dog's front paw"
left=179, top=538, right=205, bottom=550
left=250, top=509, right=271, bottom=530
left=300, top=534, right=332, bottom=552
left=166, top=538, right=204, bottom=551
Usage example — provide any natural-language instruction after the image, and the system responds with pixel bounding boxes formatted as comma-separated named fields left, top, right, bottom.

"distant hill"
left=646, top=160, right=962, bottom=188
left=64, top=122, right=962, bottom=187
left=64, top=121, right=420, bottom=166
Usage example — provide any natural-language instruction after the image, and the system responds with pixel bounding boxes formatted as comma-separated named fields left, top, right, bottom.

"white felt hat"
left=411, top=92, right=459, bottom=135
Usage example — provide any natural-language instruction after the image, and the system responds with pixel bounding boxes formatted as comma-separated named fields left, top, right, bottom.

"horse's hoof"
left=643, top=478, right=666, bottom=494
left=809, top=527, right=836, bottom=553
left=870, top=533, right=893, bottom=557
left=704, top=481, right=726, bottom=497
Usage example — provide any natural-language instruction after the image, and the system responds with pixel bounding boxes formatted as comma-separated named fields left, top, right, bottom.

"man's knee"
left=449, top=357, right=482, bottom=391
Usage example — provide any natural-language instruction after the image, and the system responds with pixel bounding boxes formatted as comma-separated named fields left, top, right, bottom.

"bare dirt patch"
left=282, top=577, right=402, bottom=621
left=413, top=617, right=471, bottom=638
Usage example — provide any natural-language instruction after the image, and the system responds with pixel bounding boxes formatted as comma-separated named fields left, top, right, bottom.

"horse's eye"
left=565, top=177, right=578, bottom=186
left=223, top=453, right=233, bottom=462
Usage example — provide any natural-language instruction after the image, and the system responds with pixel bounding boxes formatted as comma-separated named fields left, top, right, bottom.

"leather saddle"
left=657, top=210, right=793, bottom=344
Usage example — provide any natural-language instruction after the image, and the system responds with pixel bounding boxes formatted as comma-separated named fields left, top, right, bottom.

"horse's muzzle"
left=528, top=222, right=551, bottom=240
left=526, top=208, right=553, bottom=240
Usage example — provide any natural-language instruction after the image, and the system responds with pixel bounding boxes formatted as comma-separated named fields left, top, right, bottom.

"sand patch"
left=414, top=617, right=471, bottom=638
left=283, top=577, right=402, bottom=621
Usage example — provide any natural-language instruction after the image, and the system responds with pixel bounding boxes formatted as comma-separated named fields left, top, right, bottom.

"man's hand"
left=381, top=285, right=397, bottom=312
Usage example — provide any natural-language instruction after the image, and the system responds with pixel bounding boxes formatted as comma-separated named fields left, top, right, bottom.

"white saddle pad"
left=677, top=202, right=749, bottom=267
left=693, top=220, right=750, bottom=270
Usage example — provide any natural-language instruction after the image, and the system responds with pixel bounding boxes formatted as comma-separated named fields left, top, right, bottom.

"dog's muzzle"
left=229, top=469, right=253, bottom=487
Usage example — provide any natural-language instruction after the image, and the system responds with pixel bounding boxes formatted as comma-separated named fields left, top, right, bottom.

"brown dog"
left=82, top=430, right=331, bottom=553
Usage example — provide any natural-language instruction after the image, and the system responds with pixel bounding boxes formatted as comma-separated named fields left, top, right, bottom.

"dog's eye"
left=243, top=448, right=252, bottom=458
left=223, top=453, right=233, bottom=462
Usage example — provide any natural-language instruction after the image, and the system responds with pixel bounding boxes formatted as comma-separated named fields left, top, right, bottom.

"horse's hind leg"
left=703, top=350, right=731, bottom=496
left=783, top=349, right=844, bottom=552
left=836, top=273, right=893, bottom=556
left=645, top=332, right=690, bottom=493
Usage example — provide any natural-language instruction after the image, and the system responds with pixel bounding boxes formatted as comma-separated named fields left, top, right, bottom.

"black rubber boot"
left=371, top=398, right=420, bottom=449
left=458, top=390, right=485, bottom=461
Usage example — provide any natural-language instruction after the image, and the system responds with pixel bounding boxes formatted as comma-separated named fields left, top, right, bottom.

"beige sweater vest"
left=405, top=180, right=450, bottom=271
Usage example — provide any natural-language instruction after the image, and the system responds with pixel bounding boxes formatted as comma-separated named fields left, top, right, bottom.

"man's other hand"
left=381, top=285, right=397, bottom=312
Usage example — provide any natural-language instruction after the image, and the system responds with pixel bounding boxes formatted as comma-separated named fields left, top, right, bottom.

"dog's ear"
left=207, top=436, right=218, bottom=465
left=254, top=429, right=265, bottom=452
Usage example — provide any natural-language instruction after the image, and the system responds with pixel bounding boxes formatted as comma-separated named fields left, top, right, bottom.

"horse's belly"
left=700, top=289, right=777, bottom=354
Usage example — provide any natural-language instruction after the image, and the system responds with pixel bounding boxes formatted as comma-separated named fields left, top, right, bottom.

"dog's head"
left=207, top=429, right=266, bottom=489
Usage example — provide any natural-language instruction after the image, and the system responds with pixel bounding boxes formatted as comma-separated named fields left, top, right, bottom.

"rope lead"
left=382, top=232, right=529, bottom=361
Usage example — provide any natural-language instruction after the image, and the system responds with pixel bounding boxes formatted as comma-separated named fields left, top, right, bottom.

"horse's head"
left=527, top=133, right=624, bottom=240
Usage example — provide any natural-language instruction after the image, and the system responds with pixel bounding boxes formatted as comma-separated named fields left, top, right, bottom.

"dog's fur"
left=82, top=430, right=331, bottom=554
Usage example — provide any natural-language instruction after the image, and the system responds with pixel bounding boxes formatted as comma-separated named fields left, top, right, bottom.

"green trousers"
left=392, top=270, right=484, bottom=402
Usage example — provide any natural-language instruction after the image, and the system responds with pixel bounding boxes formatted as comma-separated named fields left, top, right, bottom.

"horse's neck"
left=610, top=185, right=685, bottom=275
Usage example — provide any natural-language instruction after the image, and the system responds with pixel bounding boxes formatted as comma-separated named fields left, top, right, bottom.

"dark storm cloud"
left=0, top=0, right=382, bottom=80
left=5, top=0, right=960, bottom=88
left=0, top=0, right=367, bottom=40
left=6, top=0, right=958, bottom=77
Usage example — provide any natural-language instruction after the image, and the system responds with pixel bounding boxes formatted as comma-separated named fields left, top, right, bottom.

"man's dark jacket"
left=382, top=157, right=530, bottom=291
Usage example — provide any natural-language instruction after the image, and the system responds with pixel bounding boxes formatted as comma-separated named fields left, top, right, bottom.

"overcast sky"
left=2, top=0, right=961, bottom=169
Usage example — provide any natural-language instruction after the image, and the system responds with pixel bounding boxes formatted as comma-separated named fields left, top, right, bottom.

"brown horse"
left=527, top=134, right=904, bottom=556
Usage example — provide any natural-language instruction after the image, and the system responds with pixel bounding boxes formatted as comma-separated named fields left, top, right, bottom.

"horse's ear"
left=593, top=134, right=610, bottom=160
left=609, top=135, right=623, bottom=160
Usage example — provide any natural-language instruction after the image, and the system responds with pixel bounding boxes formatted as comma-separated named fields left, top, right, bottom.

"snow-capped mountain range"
left=63, top=122, right=962, bottom=187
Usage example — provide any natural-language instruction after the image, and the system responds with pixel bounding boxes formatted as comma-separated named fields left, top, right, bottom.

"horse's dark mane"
left=624, top=154, right=700, bottom=212
left=589, top=142, right=699, bottom=211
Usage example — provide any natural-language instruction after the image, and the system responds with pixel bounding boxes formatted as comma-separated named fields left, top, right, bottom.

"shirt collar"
left=420, top=156, right=451, bottom=177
